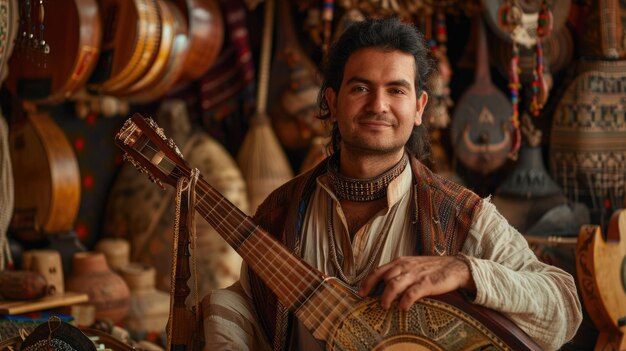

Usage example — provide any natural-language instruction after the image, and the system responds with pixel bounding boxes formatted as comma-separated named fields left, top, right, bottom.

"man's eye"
left=390, top=88, right=405, bottom=94
left=353, top=86, right=368, bottom=92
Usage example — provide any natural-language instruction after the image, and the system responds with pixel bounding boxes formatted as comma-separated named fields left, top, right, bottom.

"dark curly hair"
left=318, top=17, right=434, bottom=160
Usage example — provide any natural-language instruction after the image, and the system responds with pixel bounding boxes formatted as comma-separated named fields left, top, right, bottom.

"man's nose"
left=367, top=91, right=389, bottom=114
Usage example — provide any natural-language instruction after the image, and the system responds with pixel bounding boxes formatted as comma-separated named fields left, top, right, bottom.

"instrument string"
left=136, top=142, right=387, bottom=342
left=192, top=175, right=386, bottom=341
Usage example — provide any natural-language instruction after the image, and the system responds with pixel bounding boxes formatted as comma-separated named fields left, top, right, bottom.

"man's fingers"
left=398, top=283, right=431, bottom=311
left=379, top=272, right=414, bottom=309
left=358, top=263, right=396, bottom=296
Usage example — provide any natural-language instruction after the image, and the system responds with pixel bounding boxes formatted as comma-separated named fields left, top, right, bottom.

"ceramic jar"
left=66, top=252, right=130, bottom=323
left=120, top=263, right=170, bottom=334
left=95, top=238, right=130, bottom=271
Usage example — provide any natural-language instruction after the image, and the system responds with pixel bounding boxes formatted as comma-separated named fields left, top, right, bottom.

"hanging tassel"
left=501, top=0, right=523, bottom=158
left=530, top=0, right=552, bottom=116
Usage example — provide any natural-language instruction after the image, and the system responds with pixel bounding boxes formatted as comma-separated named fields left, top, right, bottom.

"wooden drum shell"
left=173, top=0, right=224, bottom=82
left=89, top=0, right=161, bottom=95
left=125, top=2, right=189, bottom=103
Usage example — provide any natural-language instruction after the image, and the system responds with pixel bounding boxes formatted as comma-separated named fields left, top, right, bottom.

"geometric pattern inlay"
left=327, top=298, right=509, bottom=351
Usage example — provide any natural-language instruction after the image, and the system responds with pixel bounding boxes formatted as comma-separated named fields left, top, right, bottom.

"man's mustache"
left=357, top=113, right=395, bottom=125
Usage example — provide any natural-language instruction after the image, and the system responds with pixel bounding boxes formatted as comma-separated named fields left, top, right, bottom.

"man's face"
left=325, top=48, right=428, bottom=156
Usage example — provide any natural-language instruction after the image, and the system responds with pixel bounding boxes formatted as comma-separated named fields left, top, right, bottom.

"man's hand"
left=357, top=256, right=476, bottom=311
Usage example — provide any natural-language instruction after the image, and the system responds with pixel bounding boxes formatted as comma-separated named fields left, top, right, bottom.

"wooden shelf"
left=0, top=292, right=89, bottom=315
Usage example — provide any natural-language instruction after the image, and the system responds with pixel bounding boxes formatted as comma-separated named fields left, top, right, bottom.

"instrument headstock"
left=114, top=113, right=190, bottom=189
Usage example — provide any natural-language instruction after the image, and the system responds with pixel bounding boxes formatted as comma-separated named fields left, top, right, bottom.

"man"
left=203, top=17, right=582, bottom=351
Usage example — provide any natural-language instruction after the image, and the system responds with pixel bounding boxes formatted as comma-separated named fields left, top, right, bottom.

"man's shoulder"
left=254, top=160, right=327, bottom=218
left=411, top=157, right=481, bottom=208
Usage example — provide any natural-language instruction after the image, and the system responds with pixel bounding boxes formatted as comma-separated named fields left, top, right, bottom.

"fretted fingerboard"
left=193, top=183, right=323, bottom=309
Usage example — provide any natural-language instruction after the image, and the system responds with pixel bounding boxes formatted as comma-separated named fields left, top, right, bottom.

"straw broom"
left=237, top=0, right=293, bottom=214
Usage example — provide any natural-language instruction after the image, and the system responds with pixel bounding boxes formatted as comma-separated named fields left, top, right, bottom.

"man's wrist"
left=456, top=253, right=477, bottom=296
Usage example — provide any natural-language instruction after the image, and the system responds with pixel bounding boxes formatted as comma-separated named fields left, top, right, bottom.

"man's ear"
left=325, top=88, right=337, bottom=122
left=414, top=91, right=429, bottom=126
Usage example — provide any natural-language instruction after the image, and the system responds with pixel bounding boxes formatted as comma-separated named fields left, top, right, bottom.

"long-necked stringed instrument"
left=115, top=114, right=541, bottom=351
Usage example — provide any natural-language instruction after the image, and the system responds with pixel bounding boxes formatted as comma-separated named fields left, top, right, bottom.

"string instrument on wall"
left=172, top=0, right=224, bottom=83
left=87, top=0, right=161, bottom=95
left=8, top=110, right=80, bottom=242
left=451, top=16, right=514, bottom=175
left=269, top=0, right=325, bottom=150
left=5, top=0, right=101, bottom=103
left=576, top=209, right=626, bottom=350
left=116, top=113, right=542, bottom=351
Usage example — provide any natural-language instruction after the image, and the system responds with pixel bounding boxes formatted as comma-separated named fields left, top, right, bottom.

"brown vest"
left=249, top=156, right=481, bottom=350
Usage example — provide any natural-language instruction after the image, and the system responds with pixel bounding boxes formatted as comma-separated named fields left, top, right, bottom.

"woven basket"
left=550, top=60, right=626, bottom=223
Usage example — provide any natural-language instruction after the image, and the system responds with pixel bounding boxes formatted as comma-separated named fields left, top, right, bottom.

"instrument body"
left=451, top=17, right=513, bottom=174
left=88, top=0, right=160, bottom=94
left=9, top=112, right=80, bottom=241
left=576, top=210, right=626, bottom=350
left=173, top=0, right=224, bottom=82
left=124, top=2, right=189, bottom=103
left=115, top=114, right=542, bottom=351
left=5, top=0, right=101, bottom=102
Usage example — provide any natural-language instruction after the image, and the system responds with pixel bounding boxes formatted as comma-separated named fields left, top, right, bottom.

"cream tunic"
left=203, top=165, right=582, bottom=351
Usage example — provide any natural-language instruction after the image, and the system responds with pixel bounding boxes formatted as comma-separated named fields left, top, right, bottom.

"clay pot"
left=95, top=238, right=130, bottom=271
left=66, top=252, right=130, bottom=323
left=120, top=263, right=170, bottom=334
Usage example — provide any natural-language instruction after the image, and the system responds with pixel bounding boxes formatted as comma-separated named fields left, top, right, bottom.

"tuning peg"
left=122, top=153, right=134, bottom=163
left=167, top=138, right=183, bottom=158
left=148, top=175, right=165, bottom=190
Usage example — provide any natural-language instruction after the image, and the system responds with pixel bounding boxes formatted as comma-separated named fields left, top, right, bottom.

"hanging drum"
left=0, top=0, right=19, bottom=87
left=116, top=0, right=180, bottom=97
left=550, top=60, right=626, bottom=223
left=5, top=0, right=101, bottom=103
left=172, top=0, right=224, bottom=83
left=121, top=0, right=190, bottom=103
left=87, top=0, right=161, bottom=95
left=451, top=17, right=514, bottom=175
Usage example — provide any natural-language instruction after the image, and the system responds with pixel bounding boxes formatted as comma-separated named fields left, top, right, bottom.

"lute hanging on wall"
left=115, top=113, right=542, bottom=351
left=451, top=16, right=515, bottom=175
left=5, top=0, right=102, bottom=103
